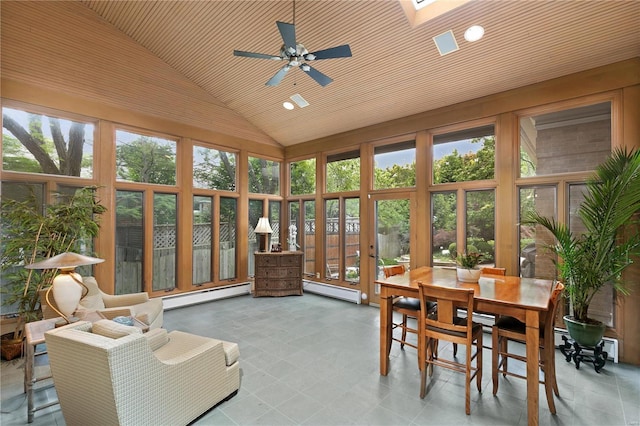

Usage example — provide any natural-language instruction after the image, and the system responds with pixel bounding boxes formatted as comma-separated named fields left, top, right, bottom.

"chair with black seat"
left=492, top=282, right=565, bottom=414
left=418, top=283, right=483, bottom=415
left=452, top=266, right=507, bottom=356
left=383, top=265, right=417, bottom=351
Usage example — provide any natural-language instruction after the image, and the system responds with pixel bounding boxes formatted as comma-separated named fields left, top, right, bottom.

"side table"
left=24, top=318, right=60, bottom=423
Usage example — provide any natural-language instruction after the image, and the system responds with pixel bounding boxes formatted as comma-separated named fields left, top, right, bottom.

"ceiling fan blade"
left=233, top=50, right=281, bottom=60
left=276, top=21, right=297, bottom=54
left=266, top=65, right=291, bottom=87
left=307, top=44, right=352, bottom=60
left=299, top=64, right=333, bottom=87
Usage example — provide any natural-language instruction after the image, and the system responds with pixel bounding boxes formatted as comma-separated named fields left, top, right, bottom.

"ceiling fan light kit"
left=233, top=4, right=352, bottom=88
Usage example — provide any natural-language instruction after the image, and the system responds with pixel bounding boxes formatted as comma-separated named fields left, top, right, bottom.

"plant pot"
left=1, top=335, right=24, bottom=361
left=456, top=267, right=481, bottom=283
left=563, top=315, right=606, bottom=347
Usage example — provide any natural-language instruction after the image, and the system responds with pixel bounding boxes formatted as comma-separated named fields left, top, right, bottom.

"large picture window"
left=326, top=150, right=360, bottom=192
left=248, top=156, right=280, bottom=194
left=116, top=129, right=177, bottom=185
left=290, top=158, right=316, bottom=195
left=193, top=145, right=236, bottom=191
left=2, top=107, right=95, bottom=178
left=520, top=102, right=611, bottom=177
left=433, top=125, right=495, bottom=184
left=374, top=141, right=416, bottom=189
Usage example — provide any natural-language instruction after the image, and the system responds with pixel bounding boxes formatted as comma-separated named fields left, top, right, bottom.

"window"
left=326, top=150, right=360, bottom=192
left=433, top=125, right=495, bottom=184
left=248, top=156, right=280, bottom=194
left=303, top=201, right=316, bottom=275
left=466, top=190, right=495, bottom=265
left=290, top=158, right=316, bottom=195
left=115, top=130, right=177, bottom=185
left=288, top=201, right=300, bottom=251
left=193, top=145, right=236, bottom=191
left=324, top=197, right=361, bottom=281
left=248, top=199, right=264, bottom=276
left=431, top=192, right=457, bottom=266
left=325, top=199, right=340, bottom=279
left=115, top=190, right=144, bottom=295
left=520, top=102, right=611, bottom=177
left=268, top=201, right=281, bottom=250
left=2, top=107, right=95, bottom=178
left=374, top=141, right=416, bottom=189
left=518, top=186, right=557, bottom=279
left=153, top=193, right=177, bottom=291
left=220, top=197, right=237, bottom=280
left=193, top=196, right=212, bottom=285
left=345, top=198, right=360, bottom=283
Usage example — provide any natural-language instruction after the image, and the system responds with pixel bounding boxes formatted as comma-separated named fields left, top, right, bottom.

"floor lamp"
left=255, top=217, right=273, bottom=252
left=26, top=252, right=104, bottom=326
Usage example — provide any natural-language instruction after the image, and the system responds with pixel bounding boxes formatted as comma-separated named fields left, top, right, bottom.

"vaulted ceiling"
left=78, top=0, right=639, bottom=147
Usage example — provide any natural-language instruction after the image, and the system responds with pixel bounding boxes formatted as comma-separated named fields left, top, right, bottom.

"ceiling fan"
left=233, top=3, right=352, bottom=87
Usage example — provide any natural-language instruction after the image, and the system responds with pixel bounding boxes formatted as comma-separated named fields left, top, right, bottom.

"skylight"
left=412, top=0, right=438, bottom=11
left=399, top=0, right=473, bottom=28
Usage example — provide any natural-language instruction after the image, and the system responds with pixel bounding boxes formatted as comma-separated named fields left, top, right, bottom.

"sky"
left=375, top=139, right=479, bottom=169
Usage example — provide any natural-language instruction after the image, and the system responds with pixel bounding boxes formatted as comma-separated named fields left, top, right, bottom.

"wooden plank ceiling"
left=79, top=0, right=640, bottom=147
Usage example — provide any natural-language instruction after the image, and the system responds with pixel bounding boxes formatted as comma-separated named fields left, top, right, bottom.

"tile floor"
left=1, top=292, right=639, bottom=425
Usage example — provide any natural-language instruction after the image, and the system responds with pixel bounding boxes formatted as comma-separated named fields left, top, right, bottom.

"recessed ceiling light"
left=283, top=101, right=294, bottom=110
left=464, top=25, right=484, bottom=42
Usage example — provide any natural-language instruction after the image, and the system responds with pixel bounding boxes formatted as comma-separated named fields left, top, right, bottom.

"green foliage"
left=248, top=157, right=280, bottom=194
left=290, top=159, right=316, bottom=195
left=3, top=110, right=89, bottom=176
left=193, top=148, right=236, bottom=191
left=1, top=187, right=106, bottom=338
left=524, top=148, right=640, bottom=323
left=374, top=163, right=416, bottom=189
left=116, top=136, right=176, bottom=184
left=456, top=251, right=483, bottom=269
left=326, top=158, right=360, bottom=192
left=433, top=136, right=495, bottom=184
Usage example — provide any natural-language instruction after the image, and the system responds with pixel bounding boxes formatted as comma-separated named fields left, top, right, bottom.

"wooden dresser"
left=254, top=251, right=303, bottom=297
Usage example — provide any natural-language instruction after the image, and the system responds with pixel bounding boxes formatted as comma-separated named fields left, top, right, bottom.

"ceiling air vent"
left=433, top=30, right=459, bottom=56
left=290, top=93, right=309, bottom=108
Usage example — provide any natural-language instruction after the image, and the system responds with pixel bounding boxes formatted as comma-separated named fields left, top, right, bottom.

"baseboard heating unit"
left=162, top=283, right=251, bottom=310
left=303, top=280, right=361, bottom=304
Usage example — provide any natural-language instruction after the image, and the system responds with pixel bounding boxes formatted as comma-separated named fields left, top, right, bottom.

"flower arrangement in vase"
left=455, top=251, right=483, bottom=283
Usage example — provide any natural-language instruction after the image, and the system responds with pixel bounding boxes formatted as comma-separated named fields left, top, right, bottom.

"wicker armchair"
left=45, top=320, right=240, bottom=426
left=40, top=276, right=163, bottom=329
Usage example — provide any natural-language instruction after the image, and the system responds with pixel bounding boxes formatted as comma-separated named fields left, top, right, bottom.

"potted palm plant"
left=525, top=148, right=640, bottom=347
left=0, top=186, right=106, bottom=359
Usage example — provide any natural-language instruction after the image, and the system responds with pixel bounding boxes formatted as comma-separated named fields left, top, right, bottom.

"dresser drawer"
left=279, top=255, right=301, bottom=267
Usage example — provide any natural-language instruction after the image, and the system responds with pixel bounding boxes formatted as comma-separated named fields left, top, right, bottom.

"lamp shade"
left=254, top=217, right=273, bottom=234
left=25, top=252, right=105, bottom=270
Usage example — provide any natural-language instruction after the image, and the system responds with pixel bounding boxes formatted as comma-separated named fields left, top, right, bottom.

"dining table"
left=377, top=266, right=555, bottom=426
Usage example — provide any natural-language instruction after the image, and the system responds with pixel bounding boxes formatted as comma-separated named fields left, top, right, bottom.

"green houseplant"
left=525, top=148, right=640, bottom=346
left=0, top=187, right=106, bottom=349
left=455, top=250, right=483, bottom=283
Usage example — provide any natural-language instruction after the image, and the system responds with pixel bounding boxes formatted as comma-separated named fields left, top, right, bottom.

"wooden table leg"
left=380, top=294, right=392, bottom=375
left=525, top=310, right=540, bottom=426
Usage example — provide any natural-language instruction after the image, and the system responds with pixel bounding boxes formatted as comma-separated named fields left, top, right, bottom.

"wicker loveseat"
left=45, top=320, right=240, bottom=426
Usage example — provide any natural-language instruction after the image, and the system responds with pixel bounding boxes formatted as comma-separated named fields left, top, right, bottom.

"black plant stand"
left=559, top=335, right=608, bottom=373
